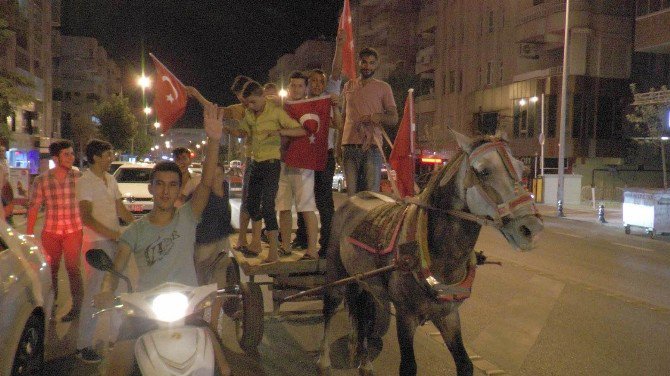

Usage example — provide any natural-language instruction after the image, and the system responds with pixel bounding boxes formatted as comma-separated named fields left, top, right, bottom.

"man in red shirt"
left=27, top=140, right=83, bottom=322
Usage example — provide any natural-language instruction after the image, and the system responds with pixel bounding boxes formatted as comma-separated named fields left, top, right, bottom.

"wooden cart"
left=212, top=248, right=327, bottom=353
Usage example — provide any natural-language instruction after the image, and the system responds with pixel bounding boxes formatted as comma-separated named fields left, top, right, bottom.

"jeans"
left=246, top=159, right=280, bottom=231
left=342, top=145, right=382, bottom=196
left=295, top=150, right=336, bottom=249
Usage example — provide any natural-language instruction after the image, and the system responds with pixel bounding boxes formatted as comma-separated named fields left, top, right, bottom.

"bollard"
left=598, top=204, right=607, bottom=223
left=557, top=200, right=565, bottom=217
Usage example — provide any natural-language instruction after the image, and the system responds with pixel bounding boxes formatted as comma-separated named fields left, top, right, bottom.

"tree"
left=94, top=94, right=139, bottom=154
left=0, top=17, right=35, bottom=144
left=62, top=114, right=98, bottom=166
left=626, top=84, right=670, bottom=189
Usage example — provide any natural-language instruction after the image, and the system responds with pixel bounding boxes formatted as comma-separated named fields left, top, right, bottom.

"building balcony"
left=635, top=8, right=670, bottom=53
left=515, top=0, right=592, bottom=49
left=415, top=45, right=435, bottom=75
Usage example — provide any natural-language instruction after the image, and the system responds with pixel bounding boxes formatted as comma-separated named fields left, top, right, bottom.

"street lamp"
left=154, top=121, right=160, bottom=130
left=137, top=75, right=151, bottom=90
left=144, top=107, right=152, bottom=115
left=278, top=88, right=288, bottom=99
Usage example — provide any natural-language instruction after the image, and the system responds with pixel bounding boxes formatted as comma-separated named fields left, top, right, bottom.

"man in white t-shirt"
left=76, top=139, right=136, bottom=363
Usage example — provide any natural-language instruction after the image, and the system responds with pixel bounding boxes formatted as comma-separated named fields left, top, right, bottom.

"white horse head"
left=448, top=129, right=543, bottom=250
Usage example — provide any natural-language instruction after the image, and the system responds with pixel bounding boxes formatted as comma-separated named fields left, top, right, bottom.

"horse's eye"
left=477, top=168, right=491, bottom=178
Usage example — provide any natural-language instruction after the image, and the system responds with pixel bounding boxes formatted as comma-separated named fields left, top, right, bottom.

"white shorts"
left=276, top=163, right=316, bottom=212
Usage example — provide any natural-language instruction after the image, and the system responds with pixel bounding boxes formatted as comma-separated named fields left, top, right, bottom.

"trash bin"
left=622, top=188, right=670, bottom=237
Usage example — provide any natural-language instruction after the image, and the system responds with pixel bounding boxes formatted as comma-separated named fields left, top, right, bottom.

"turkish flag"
left=389, top=92, right=415, bottom=197
left=339, top=0, right=356, bottom=80
left=150, top=53, right=187, bottom=133
left=283, top=96, right=332, bottom=171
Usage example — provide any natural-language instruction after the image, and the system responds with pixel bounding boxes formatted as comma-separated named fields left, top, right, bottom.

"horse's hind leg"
left=395, top=309, right=419, bottom=376
left=350, top=289, right=376, bottom=376
left=432, top=308, right=473, bottom=376
left=317, top=286, right=344, bottom=375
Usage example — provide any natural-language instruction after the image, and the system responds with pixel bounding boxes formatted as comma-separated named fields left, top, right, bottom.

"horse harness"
left=346, top=141, right=538, bottom=303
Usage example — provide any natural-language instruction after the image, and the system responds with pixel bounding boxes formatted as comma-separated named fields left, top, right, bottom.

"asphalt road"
left=25, top=193, right=670, bottom=375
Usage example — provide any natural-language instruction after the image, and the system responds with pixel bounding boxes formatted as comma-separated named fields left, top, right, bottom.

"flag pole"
left=408, top=88, right=417, bottom=194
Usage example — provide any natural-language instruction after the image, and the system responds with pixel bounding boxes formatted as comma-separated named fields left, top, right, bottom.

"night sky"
left=61, top=0, right=341, bottom=126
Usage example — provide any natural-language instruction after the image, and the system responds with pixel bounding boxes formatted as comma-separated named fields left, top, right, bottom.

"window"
left=488, top=10, right=495, bottom=33
left=458, top=70, right=463, bottom=92
left=547, top=95, right=557, bottom=138
left=478, top=112, right=499, bottom=135
left=486, top=62, right=493, bottom=85
left=513, top=99, right=538, bottom=138
left=449, top=70, right=456, bottom=93
left=499, top=62, right=504, bottom=84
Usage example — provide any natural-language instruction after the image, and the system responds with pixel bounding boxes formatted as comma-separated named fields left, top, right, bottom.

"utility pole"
left=557, top=0, right=571, bottom=216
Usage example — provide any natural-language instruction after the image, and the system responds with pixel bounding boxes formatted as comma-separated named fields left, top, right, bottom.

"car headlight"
left=151, top=292, right=188, bottom=322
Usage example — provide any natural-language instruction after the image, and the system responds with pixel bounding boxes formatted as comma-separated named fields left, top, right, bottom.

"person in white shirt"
left=76, top=139, right=135, bottom=363
left=173, top=147, right=202, bottom=206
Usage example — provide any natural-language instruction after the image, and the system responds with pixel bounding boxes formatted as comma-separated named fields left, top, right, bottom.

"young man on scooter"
left=94, top=102, right=227, bottom=375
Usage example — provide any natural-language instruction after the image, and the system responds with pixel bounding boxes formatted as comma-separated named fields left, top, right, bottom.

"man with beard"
left=341, top=47, right=398, bottom=195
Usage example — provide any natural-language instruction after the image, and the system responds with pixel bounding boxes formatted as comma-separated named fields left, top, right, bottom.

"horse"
left=316, top=131, right=544, bottom=376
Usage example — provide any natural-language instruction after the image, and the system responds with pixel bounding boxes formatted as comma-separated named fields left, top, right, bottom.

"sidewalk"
left=535, top=201, right=623, bottom=228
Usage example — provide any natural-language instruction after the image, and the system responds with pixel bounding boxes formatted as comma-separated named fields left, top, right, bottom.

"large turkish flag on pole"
left=339, top=0, right=356, bottom=80
left=283, top=96, right=332, bottom=171
left=150, top=53, right=187, bottom=133
left=389, top=90, right=416, bottom=197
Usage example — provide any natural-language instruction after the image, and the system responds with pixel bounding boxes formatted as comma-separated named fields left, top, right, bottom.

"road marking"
left=611, top=242, right=653, bottom=252
left=552, top=231, right=584, bottom=239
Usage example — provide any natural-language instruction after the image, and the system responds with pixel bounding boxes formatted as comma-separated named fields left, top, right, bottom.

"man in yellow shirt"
left=227, top=80, right=306, bottom=263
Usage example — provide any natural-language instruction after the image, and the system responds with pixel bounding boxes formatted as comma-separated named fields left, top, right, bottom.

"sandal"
left=299, top=253, right=317, bottom=261
left=234, top=245, right=259, bottom=258
left=278, top=246, right=293, bottom=257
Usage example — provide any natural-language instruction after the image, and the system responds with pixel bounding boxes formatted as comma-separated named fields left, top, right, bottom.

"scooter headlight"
left=151, top=292, right=188, bottom=322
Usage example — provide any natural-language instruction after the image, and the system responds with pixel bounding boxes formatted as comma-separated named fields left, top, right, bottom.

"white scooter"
left=86, top=248, right=232, bottom=376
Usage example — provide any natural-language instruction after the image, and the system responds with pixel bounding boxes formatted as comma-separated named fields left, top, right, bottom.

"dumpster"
left=622, top=188, right=670, bottom=237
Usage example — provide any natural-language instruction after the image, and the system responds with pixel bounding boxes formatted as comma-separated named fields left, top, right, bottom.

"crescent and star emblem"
left=299, top=113, right=320, bottom=144
left=162, top=75, right=179, bottom=103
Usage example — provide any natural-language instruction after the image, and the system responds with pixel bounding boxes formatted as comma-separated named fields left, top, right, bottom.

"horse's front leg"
left=395, top=308, right=420, bottom=376
left=432, top=307, right=473, bottom=376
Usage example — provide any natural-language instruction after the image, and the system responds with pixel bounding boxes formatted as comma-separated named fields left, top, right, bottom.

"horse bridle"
left=408, top=141, right=538, bottom=230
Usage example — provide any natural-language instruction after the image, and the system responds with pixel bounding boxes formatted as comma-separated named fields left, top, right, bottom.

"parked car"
left=225, top=166, right=243, bottom=197
left=332, top=165, right=346, bottom=192
left=189, top=162, right=202, bottom=176
left=108, top=161, right=125, bottom=174
left=0, top=218, right=53, bottom=375
left=113, top=162, right=155, bottom=218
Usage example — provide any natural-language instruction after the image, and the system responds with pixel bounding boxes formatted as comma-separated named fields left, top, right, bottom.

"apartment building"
left=56, top=35, right=122, bottom=138
left=268, top=39, right=335, bottom=84
left=1, top=0, right=57, bottom=173
left=351, top=0, right=420, bottom=81
left=633, top=0, right=670, bottom=90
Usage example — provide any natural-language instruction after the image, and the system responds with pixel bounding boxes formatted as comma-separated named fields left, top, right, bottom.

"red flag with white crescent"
left=283, top=96, right=332, bottom=171
left=389, top=92, right=415, bottom=197
left=150, top=53, right=187, bottom=133
left=339, top=0, right=356, bottom=80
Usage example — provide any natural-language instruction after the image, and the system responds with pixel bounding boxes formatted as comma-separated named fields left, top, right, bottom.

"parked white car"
left=332, top=166, right=346, bottom=192
left=113, top=162, right=155, bottom=218
left=0, top=219, right=53, bottom=375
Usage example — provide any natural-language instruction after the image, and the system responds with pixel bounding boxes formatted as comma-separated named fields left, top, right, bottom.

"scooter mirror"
left=86, top=249, right=114, bottom=272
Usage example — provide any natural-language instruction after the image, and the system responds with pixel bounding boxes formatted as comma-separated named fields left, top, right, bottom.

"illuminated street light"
left=201, top=140, right=206, bottom=145
left=519, top=98, right=527, bottom=106
left=530, top=96, right=539, bottom=103
left=154, top=121, right=161, bottom=129
left=154, top=145, right=159, bottom=149
left=278, top=88, right=288, bottom=98
left=144, top=107, right=152, bottom=115
left=165, top=141, right=171, bottom=148
left=138, top=75, right=151, bottom=89
left=196, top=144, right=201, bottom=149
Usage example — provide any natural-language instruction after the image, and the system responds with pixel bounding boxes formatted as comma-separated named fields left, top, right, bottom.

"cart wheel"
left=226, top=257, right=241, bottom=288
left=624, top=225, right=631, bottom=235
left=235, top=282, right=264, bottom=353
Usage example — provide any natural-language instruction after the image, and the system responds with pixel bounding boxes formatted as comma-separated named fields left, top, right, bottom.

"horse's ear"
left=448, top=128, right=473, bottom=153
